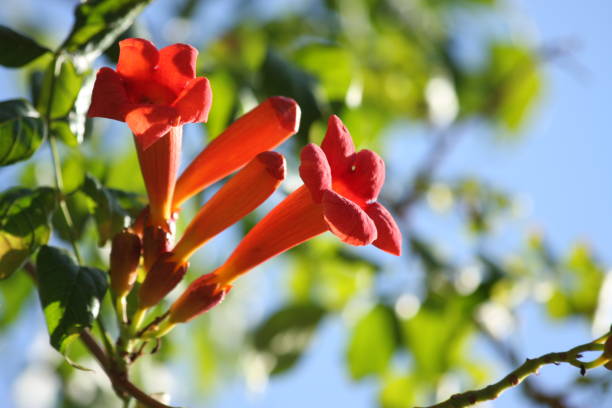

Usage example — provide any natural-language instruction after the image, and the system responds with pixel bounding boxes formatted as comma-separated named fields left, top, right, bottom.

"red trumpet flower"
left=167, top=115, right=401, bottom=325
left=88, top=38, right=212, bottom=227
left=172, top=97, right=300, bottom=208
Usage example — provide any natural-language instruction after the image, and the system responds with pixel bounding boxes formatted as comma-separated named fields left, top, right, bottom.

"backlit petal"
left=173, top=96, right=300, bottom=207
left=172, top=77, right=212, bottom=124
left=299, top=144, right=332, bottom=203
left=365, top=202, right=402, bottom=255
left=322, top=190, right=377, bottom=246
left=343, top=149, right=385, bottom=203
left=117, top=38, right=158, bottom=81
left=87, top=68, right=132, bottom=121
left=321, top=115, right=355, bottom=177
left=172, top=151, right=286, bottom=262
left=157, top=43, right=197, bottom=94
left=126, top=105, right=180, bottom=150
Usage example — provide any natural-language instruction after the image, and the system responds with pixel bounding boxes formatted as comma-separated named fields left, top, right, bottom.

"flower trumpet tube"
left=88, top=38, right=212, bottom=226
left=136, top=152, right=286, bottom=316
left=166, top=115, right=402, bottom=325
left=172, top=151, right=287, bottom=263
left=172, top=96, right=300, bottom=208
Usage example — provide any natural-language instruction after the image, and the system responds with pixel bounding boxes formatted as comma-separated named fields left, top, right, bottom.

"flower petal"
left=344, top=149, right=386, bottom=203
left=117, top=38, right=158, bottom=81
left=173, top=96, right=300, bottom=208
left=322, top=189, right=377, bottom=246
left=172, top=77, right=212, bottom=124
left=299, top=144, right=332, bottom=203
left=172, top=151, right=286, bottom=262
left=321, top=115, right=355, bottom=177
left=125, top=105, right=180, bottom=150
left=157, top=43, right=197, bottom=94
left=365, top=202, right=402, bottom=255
left=87, top=68, right=132, bottom=121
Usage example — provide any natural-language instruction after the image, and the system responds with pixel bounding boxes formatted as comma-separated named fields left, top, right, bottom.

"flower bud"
left=169, top=274, right=229, bottom=323
left=109, top=230, right=142, bottom=297
left=143, top=225, right=173, bottom=272
left=138, top=253, right=188, bottom=309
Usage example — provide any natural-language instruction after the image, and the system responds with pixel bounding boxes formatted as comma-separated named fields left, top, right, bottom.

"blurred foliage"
left=0, top=0, right=609, bottom=408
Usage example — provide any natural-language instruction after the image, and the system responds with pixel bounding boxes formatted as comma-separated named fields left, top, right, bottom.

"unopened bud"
left=143, top=225, right=173, bottom=272
left=109, top=230, right=142, bottom=297
left=138, top=253, right=188, bottom=309
left=169, top=273, right=229, bottom=323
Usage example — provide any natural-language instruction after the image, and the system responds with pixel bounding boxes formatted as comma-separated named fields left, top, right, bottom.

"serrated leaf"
left=81, top=175, right=132, bottom=245
left=61, top=0, right=153, bottom=68
left=0, top=25, right=50, bottom=68
left=0, top=187, right=56, bottom=279
left=0, top=99, right=45, bottom=166
left=252, top=303, right=326, bottom=375
left=36, top=245, right=107, bottom=352
left=347, top=305, right=397, bottom=380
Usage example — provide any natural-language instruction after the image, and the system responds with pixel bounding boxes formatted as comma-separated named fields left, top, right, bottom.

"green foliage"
left=347, top=305, right=399, bottom=380
left=61, top=0, right=153, bottom=66
left=36, top=245, right=107, bottom=352
left=252, top=303, right=326, bottom=375
left=0, top=99, right=45, bottom=166
left=0, top=187, right=56, bottom=279
left=0, top=25, right=50, bottom=68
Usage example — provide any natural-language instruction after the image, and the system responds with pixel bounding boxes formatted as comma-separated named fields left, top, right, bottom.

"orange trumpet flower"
left=172, top=96, right=300, bottom=208
left=88, top=38, right=212, bottom=227
left=167, top=115, right=402, bottom=325
left=137, top=152, right=286, bottom=311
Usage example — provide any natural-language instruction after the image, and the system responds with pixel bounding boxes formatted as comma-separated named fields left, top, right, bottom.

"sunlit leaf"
left=37, top=58, right=88, bottom=120
left=36, top=245, right=107, bottom=352
left=252, top=303, right=326, bottom=375
left=61, top=0, right=153, bottom=67
left=347, top=305, right=397, bottom=380
left=0, top=187, right=56, bottom=279
left=0, top=99, right=45, bottom=166
left=0, top=25, right=50, bottom=68
left=379, top=373, right=416, bottom=408
left=0, top=268, right=34, bottom=330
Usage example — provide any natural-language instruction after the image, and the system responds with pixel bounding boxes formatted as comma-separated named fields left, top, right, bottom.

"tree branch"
left=417, top=334, right=609, bottom=408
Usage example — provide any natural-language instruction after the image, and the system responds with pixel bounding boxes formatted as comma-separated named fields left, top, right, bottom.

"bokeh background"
left=0, top=0, right=611, bottom=407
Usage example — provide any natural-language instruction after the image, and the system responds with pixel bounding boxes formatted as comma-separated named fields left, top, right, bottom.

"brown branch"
left=416, top=335, right=608, bottom=408
left=80, top=330, right=179, bottom=408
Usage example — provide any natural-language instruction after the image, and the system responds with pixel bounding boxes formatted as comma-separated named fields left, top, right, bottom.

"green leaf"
left=36, top=245, right=107, bottom=352
left=37, top=58, right=87, bottom=120
left=0, top=99, right=45, bottom=166
left=205, top=71, right=237, bottom=140
left=379, top=373, right=416, bottom=408
left=61, top=0, right=153, bottom=67
left=0, top=25, right=50, bottom=68
left=81, top=175, right=132, bottom=245
left=0, top=187, right=56, bottom=279
left=347, top=305, right=397, bottom=380
left=0, top=270, right=34, bottom=330
left=252, top=303, right=326, bottom=375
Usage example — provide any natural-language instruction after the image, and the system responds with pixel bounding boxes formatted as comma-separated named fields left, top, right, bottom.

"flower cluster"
left=88, top=38, right=401, bottom=334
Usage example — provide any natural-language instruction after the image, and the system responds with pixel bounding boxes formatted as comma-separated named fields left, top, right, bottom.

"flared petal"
left=87, top=68, right=132, bottom=121
left=365, top=202, right=402, bottom=256
left=169, top=274, right=228, bottom=323
left=172, top=151, right=286, bottom=262
left=322, top=189, right=377, bottom=246
left=341, top=149, right=385, bottom=204
left=157, top=43, right=197, bottom=94
left=214, top=186, right=328, bottom=285
left=173, top=96, right=300, bottom=208
left=126, top=105, right=180, bottom=150
left=136, top=127, right=182, bottom=228
left=299, top=144, right=332, bottom=203
left=117, top=38, right=158, bottom=81
left=172, top=77, right=212, bottom=124
left=321, top=115, right=355, bottom=177
left=138, top=254, right=188, bottom=309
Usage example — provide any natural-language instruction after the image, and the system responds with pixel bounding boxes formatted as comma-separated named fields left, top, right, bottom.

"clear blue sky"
left=0, top=1, right=611, bottom=407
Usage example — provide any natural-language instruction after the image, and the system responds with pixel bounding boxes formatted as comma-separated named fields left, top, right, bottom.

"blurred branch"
left=417, top=332, right=610, bottom=408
